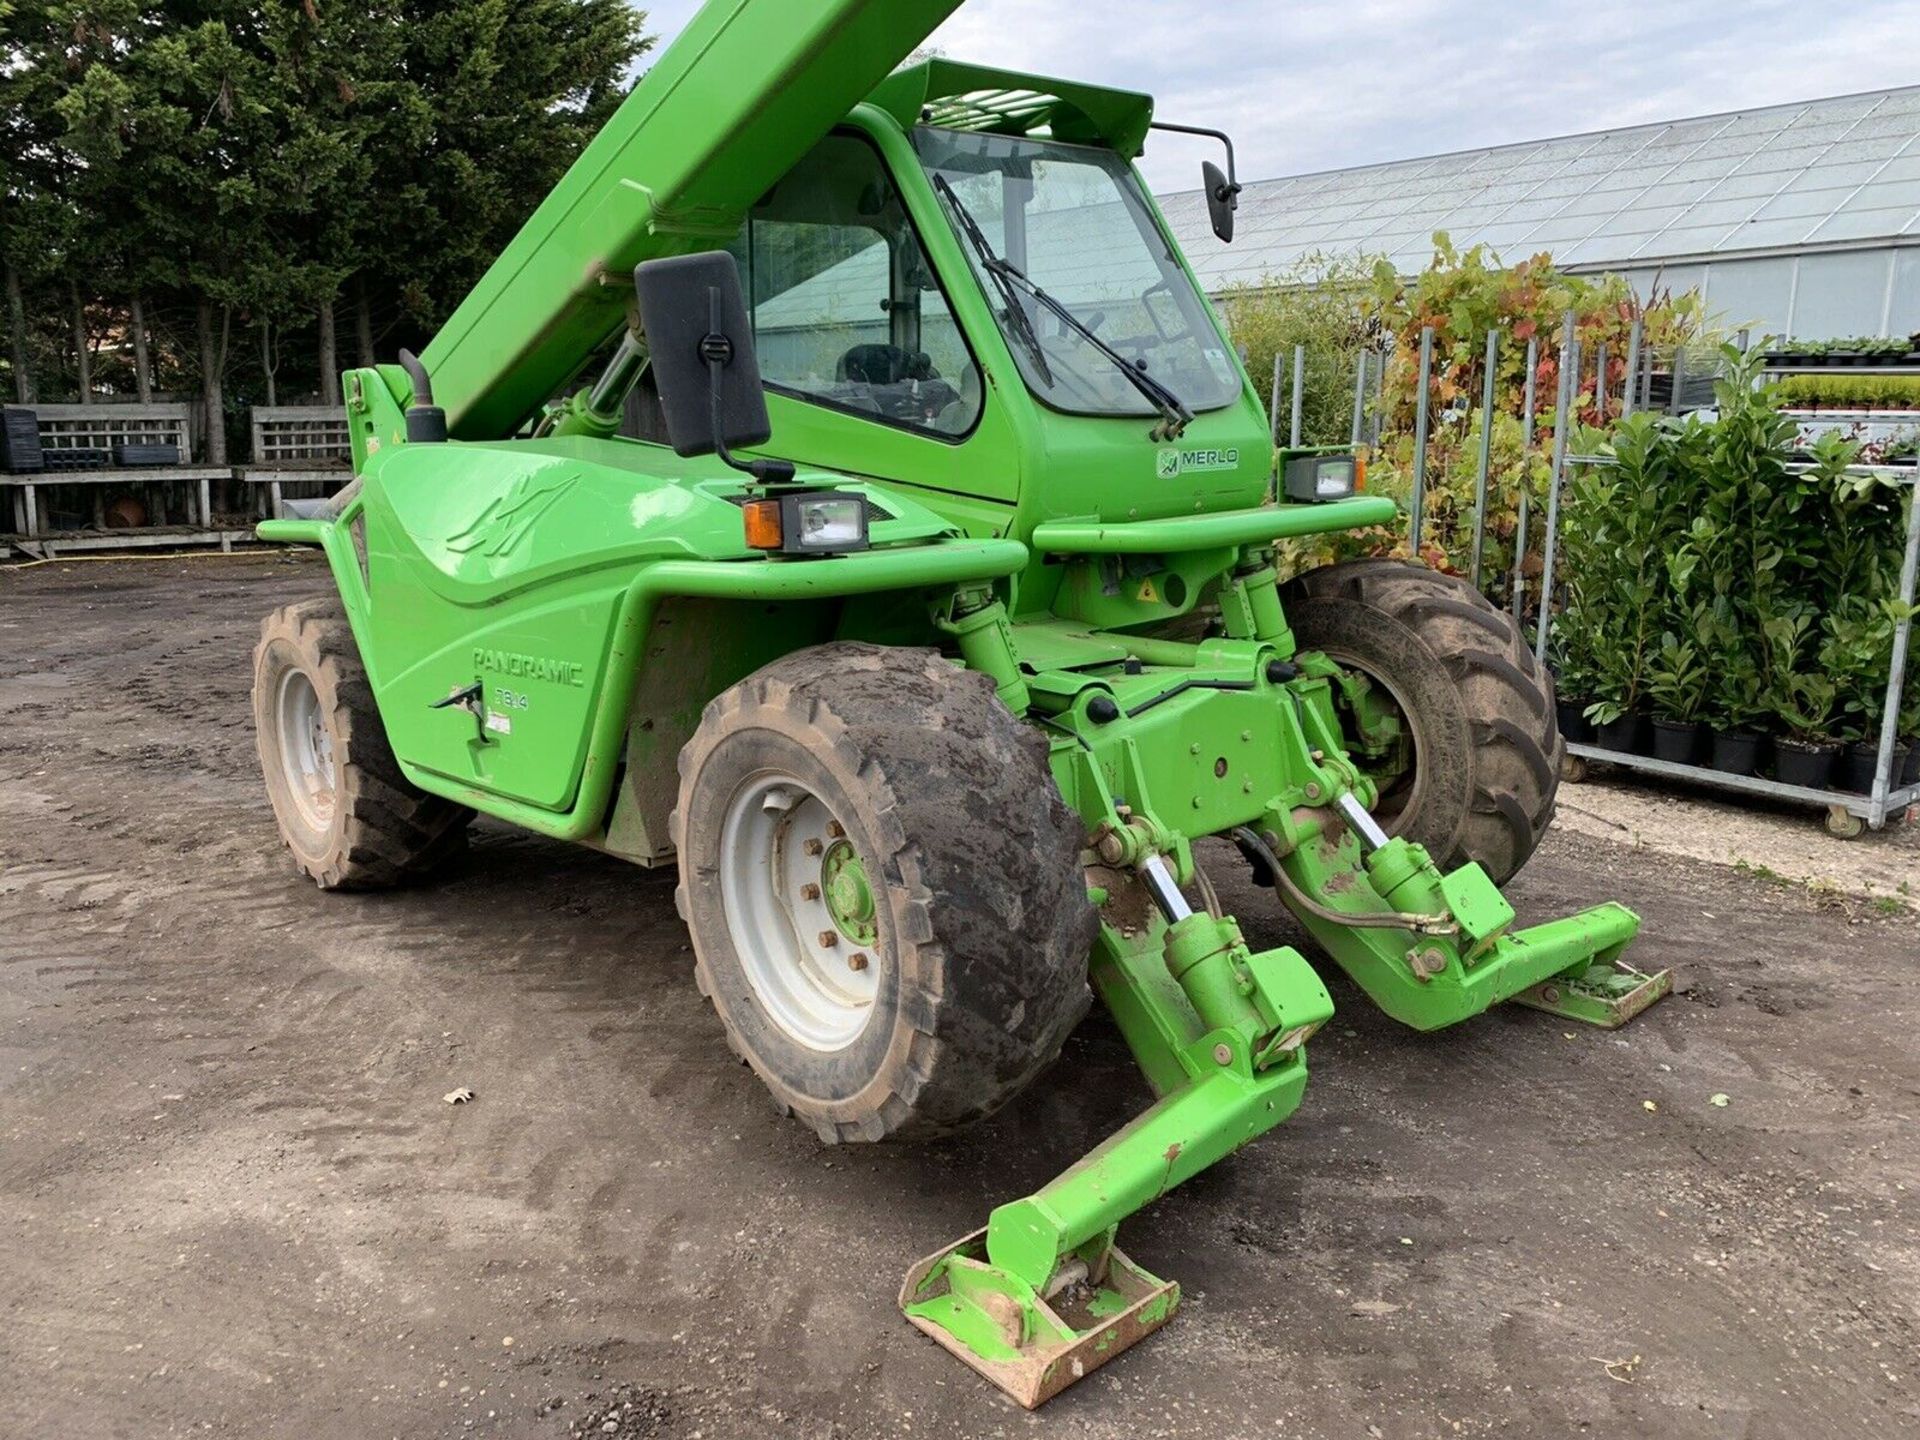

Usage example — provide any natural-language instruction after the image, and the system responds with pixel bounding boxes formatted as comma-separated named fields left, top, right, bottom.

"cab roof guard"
left=866, top=59, right=1154, bottom=157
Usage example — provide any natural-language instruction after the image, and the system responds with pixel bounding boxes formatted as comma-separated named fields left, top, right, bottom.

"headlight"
left=1281, top=452, right=1365, bottom=503
left=741, top=491, right=871, bottom=555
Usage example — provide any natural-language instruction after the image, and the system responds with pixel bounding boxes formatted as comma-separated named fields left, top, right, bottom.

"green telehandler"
left=251, top=0, right=1668, bottom=1407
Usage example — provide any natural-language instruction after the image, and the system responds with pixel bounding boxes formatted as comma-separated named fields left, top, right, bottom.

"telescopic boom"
left=419, top=0, right=963, bottom=439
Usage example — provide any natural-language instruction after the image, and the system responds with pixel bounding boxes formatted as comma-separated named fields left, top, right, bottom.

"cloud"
left=633, top=1, right=1920, bottom=191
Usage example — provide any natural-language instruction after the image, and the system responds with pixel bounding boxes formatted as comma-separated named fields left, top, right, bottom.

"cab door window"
left=729, top=133, right=981, bottom=438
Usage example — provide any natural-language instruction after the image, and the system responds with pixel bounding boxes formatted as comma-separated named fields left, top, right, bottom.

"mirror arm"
left=1150, top=120, right=1240, bottom=195
left=704, top=287, right=795, bottom=487
left=1151, top=120, right=1242, bottom=241
left=1152, top=121, right=1244, bottom=195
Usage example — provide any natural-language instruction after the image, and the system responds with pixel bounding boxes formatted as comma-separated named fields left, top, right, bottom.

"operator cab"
left=604, top=59, right=1271, bottom=536
left=619, top=64, right=1244, bottom=447
left=727, top=132, right=983, bottom=439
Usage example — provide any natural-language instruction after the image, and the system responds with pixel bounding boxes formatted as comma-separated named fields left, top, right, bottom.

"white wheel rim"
left=276, top=668, right=337, bottom=832
left=718, top=771, right=879, bottom=1052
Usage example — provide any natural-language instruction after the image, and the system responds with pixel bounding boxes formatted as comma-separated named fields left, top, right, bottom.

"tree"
left=4, top=0, right=651, bottom=450
left=359, top=0, right=648, bottom=340
left=0, top=0, right=83, bottom=403
left=56, top=5, right=293, bottom=459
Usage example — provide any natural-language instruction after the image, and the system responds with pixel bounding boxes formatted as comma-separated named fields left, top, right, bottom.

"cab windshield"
left=914, top=127, right=1242, bottom=419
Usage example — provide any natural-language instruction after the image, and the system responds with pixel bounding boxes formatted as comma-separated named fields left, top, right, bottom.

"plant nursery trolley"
left=1543, top=455, right=1920, bottom=839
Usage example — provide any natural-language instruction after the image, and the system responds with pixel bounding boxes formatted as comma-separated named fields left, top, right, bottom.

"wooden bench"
left=2, top=403, right=238, bottom=554
left=240, top=406, right=352, bottom=518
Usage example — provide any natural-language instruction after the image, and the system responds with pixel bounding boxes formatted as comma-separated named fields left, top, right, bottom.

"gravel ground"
left=1, top=551, right=1916, bottom=1440
left=1554, top=766, right=1918, bottom=909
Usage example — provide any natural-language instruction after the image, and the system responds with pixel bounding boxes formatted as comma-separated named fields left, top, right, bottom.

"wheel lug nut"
left=803, top=838, right=824, bottom=856
left=848, top=953, right=869, bottom=972
left=818, top=930, right=839, bottom=947
left=800, top=883, right=821, bottom=901
left=826, top=821, right=845, bottom=839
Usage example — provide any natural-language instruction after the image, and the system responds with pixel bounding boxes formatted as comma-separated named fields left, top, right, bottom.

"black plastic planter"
left=1838, top=740, right=1912, bottom=795
left=1555, top=697, right=1596, bottom=744
left=1595, top=712, right=1649, bottom=755
left=1650, top=718, right=1703, bottom=764
left=1708, top=729, right=1766, bottom=776
left=1904, top=738, right=1920, bottom=788
left=1773, top=738, right=1840, bottom=790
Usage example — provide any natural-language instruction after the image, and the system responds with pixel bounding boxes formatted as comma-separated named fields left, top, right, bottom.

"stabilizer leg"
left=901, top=862, right=1332, bottom=1407
left=1511, top=962, right=1672, bottom=1026
left=1250, top=816, right=1667, bottom=1032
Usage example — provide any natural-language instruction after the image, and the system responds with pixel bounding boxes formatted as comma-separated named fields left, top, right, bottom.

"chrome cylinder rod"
left=1337, top=791, right=1391, bottom=852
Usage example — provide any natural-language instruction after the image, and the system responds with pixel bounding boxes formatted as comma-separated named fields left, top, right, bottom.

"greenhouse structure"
left=1161, top=85, right=1920, bottom=342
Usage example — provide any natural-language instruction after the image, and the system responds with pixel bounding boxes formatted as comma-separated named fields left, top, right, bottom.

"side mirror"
left=1202, top=159, right=1239, bottom=244
left=633, top=251, right=792, bottom=481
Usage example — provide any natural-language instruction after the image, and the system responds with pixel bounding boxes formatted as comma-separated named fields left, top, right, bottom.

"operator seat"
left=837, top=343, right=934, bottom=386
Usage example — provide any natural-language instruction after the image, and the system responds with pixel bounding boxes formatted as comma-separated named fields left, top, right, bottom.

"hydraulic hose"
left=1229, top=826, right=1457, bottom=935
left=1192, top=857, right=1224, bottom=919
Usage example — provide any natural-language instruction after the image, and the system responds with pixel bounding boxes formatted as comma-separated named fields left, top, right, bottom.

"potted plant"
left=1565, top=414, right=1679, bottom=754
left=1681, top=595, right=1769, bottom=773
left=1545, top=613, right=1601, bottom=743
left=1585, top=696, right=1649, bottom=754
left=1643, top=632, right=1707, bottom=763
left=1836, top=734, right=1912, bottom=795
left=1761, top=612, right=1842, bottom=787
left=1705, top=642, right=1769, bottom=775
left=1550, top=652, right=1598, bottom=744
left=1823, top=595, right=1918, bottom=793
left=1770, top=679, right=1842, bottom=787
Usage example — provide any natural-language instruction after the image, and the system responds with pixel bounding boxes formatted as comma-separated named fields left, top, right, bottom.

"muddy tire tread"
left=1284, top=559, right=1561, bottom=883
left=253, top=599, right=471, bottom=891
left=671, top=643, right=1095, bottom=1143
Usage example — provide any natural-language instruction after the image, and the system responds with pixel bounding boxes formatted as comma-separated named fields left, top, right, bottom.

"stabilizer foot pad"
left=900, top=1228, right=1179, bottom=1408
left=1511, top=962, right=1673, bottom=1028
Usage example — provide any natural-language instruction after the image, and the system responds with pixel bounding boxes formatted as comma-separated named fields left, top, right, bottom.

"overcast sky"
left=632, top=1, right=1920, bottom=191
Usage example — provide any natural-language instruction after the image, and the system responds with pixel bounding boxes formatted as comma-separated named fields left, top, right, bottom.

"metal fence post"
left=1372, top=345, right=1387, bottom=446
left=1669, top=345, right=1686, bottom=416
left=1868, top=461, right=1920, bottom=828
left=1350, top=350, right=1368, bottom=446
left=1593, top=341, right=1608, bottom=423
left=1289, top=343, right=1306, bottom=448
left=1469, top=328, right=1498, bottom=589
left=1409, top=325, right=1434, bottom=553
left=1534, top=311, right=1577, bottom=667
left=1269, top=351, right=1283, bottom=445
left=1622, top=317, right=1643, bottom=419
left=1511, top=335, right=1539, bottom=623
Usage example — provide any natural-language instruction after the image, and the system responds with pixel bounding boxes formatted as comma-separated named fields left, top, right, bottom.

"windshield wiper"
left=932, top=175, right=1053, bottom=388
left=934, top=174, right=1193, bottom=441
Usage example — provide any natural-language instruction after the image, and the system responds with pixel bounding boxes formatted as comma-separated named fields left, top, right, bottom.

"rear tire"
left=672, top=643, right=1096, bottom=1143
left=1282, top=560, right=1560, bottom=884
left=253, top=599, right=471, bottom=890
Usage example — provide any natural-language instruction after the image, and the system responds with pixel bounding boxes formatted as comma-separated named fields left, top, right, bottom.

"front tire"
left=672, top=643, right=1096, bottom=1143
left=1283, top=560, right=1561, bottom=884
left=253, top=599, right=471, bottom=890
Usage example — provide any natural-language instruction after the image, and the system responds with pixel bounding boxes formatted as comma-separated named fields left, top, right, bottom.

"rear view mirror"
left=634, top=252, right=790, bottom=481
left=1202, top=160, right=1238, bottom=244
left=1151, top=122, right=1242, bottom=245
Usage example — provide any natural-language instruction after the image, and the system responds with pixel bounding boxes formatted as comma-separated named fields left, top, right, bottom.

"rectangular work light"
left=742, top=491, right=871, bottom=555
left=1281, top=452, right=1365, bottom=503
